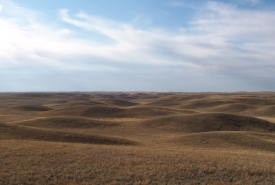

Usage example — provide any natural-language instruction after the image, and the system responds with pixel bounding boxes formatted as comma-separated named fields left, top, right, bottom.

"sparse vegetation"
left=1, top=92, right=275, bottom=184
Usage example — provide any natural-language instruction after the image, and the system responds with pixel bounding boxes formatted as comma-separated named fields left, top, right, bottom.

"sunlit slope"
left=1, top=92, right=275, bottom=151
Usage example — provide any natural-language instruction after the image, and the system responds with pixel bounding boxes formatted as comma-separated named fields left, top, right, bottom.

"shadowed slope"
left=0, top=123, right=138, bottom=146
left=180, top=100, right=233, bottom=110
left=232, top=97, right=275, bottom=106
left=15, top=117, right=121, bottom=129
left=83, top=106, right=175, bottom=118
left=148, top=99, right=180, bottom=106
left=47, top=105, right=174, bottom=118
left=106, top=99, right=139, bottom=107
left=174, top=95, right=275, bottom=116
left=170, top=131, right=275, bottom=152
left=141, top=113, right=275, bottom=133
left=9, top=105, right=52, bottom=112
left=206, top=103, right=255, bottom=113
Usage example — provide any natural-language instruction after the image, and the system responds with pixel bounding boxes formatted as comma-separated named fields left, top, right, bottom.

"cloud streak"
left=189, top=2, right=275, bottom=73
left=0, top=0, right=275, bottom=91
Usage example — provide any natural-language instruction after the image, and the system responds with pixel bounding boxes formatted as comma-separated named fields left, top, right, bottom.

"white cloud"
left=58, top=9, right=216, bottom=68
left=57, top=4, right=275, bottom=75
left=0, top=0, right=275, bottom=86
left=189, top=1, right=275, bottom=72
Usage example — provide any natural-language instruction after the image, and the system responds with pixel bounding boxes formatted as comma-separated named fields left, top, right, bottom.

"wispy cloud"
left=59, top=10, right=207, bottom=68
left=189, top=1, right=275, bottom=72
left=0, top=0, right=275, bottom=91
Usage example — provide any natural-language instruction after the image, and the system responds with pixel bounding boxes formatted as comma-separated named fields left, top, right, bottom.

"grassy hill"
left=1, top=92, right=275, bottom=184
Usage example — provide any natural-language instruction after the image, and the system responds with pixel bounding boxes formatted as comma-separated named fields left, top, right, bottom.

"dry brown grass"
left=1, top=92, right=275, bottom=184
left=1, top=140, right=275, bottom=185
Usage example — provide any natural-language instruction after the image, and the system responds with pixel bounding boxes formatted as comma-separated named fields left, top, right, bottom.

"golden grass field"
left=1, top=92, right=275, bottom=184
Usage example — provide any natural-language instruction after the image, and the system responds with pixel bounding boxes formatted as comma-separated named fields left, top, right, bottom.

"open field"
left=1, top=92, right=275, bottom=184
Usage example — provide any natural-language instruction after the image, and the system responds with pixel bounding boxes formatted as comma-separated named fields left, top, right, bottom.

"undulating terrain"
left=1, top=92, right=275, bottom=184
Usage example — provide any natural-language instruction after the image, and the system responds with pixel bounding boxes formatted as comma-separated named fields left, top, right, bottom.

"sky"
left=0, top=0, right=275, bottom=92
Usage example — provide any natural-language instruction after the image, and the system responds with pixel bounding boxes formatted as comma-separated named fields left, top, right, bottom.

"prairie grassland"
left=1, top=92, right=275, bottom=184
left=1, top=140, right=275, bottom=185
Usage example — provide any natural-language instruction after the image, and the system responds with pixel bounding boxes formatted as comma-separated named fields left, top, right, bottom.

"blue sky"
left=0, top=0, right=275, bottom=92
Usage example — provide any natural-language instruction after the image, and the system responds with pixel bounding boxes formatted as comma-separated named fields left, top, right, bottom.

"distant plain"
left=1, top=92, right=275, bottom=184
